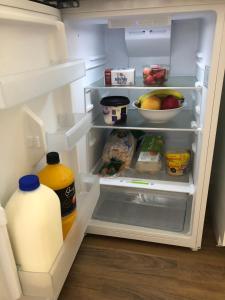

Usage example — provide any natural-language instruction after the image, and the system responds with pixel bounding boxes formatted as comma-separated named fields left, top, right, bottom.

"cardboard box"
left=104, top=68, right=135, bottom=85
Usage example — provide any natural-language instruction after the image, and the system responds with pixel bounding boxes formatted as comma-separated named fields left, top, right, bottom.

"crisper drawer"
left=92, top=186, right=190, bottom=232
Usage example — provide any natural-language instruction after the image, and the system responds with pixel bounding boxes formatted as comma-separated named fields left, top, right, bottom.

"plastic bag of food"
left=99, top=158, right=124, bottom=177
left=165, top=150, right=191, bottom=176
left=101, top=130, right=136, bottom=171
left=136, top=135, right=164, bottom=174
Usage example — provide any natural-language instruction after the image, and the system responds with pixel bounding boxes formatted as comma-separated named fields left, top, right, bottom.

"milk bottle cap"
left=19, top=175, right=40, bottom=191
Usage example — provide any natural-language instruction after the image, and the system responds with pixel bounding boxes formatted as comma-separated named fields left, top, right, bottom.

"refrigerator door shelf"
left=86, top=76, right=202, bottom=91
left=18, top=174, right=100, bottom=299
left=46, top=112, right=92, bottom=151
left=0, top=60, right=85, bottom=109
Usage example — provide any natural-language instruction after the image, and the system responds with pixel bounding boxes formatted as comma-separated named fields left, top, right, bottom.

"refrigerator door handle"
left=0, top=206, right=22, bottom=300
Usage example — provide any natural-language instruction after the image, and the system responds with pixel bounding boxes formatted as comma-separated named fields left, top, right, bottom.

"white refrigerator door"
left=0, top=2, right=100, bottom=299
left=0, top=207, right=22, bottom=300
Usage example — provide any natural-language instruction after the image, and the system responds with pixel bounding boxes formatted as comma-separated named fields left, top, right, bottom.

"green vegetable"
left=99, top=158, right=124, bottom=176
left=141, top=135, right=164, bottom=154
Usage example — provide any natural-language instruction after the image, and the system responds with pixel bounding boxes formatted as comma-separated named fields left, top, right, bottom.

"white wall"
left=170, top=19, right=200, bottom=76
left=63, top=20, right=106, bottom=173
left=103, top=19, right=200, bottom=77
left=104, top=27, right=129, bottom=68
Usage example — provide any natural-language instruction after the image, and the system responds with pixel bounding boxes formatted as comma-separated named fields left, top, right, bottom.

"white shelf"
left=0, top=60, right=85, bottom=109
left=94, top=158, right=194, bottom=194
left=18, top=174, right=100, bottom=299
left=86, top=76, right=202, bottom=90
left=100, top=174, right=194, bottom=194
left=46, top=113, right=92, bottom=151
left=93, top=109, right=200, bottom=132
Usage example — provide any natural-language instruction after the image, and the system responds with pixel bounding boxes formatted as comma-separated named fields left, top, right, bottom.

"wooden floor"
left=59, top=223, right=225, bottom=300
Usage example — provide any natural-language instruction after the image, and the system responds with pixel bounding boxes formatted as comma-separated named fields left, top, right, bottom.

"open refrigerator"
left=1, top=0, right=225, bottom=299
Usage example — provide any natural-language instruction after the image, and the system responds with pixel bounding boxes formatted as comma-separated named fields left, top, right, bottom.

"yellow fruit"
left=149, top=89, right=184, bottom=100
left=141, top=96, right=161, bottom=110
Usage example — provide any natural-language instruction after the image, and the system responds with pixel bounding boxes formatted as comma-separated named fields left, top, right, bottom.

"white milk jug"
left=5, top=175, right=63, bottom=272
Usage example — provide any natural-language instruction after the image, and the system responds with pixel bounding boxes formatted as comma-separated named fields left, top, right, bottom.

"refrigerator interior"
left=60, top=10, right=216, bottom=237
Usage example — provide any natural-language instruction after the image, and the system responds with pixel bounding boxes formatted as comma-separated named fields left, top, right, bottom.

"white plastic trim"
left=0, top=0, right=60, bottom=17
left=87, top=219, right=196, bottom=248
left=0, top=10, right=61, bottom=26
left=100, top=176, right=195, bottom=195
left=85, top=55, right=107, bottom=71
left=0, top=60, right=85, bottom=109
left=0, top=206, right=7, bottom=226
left=0, top=207, right=22, bottom=300
left=46, top=113, right=92, bottom=151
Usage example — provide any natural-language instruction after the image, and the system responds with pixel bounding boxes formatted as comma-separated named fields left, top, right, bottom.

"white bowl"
left=133, top=101, right=183, bottom=123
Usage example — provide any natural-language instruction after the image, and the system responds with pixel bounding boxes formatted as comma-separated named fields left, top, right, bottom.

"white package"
left=111, top=68, right=135, bottom=85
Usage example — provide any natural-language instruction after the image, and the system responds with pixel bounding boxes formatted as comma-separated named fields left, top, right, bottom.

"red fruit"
left=153, top=70, right=165, bottom=80
left=143, top=67, right=151, bottom=77
left=144, top=74, right=155, bottom=85
left=161, top=96, right=180, bottom=110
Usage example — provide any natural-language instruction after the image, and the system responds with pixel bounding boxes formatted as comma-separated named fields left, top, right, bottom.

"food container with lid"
left=100, top=96, right=130, bottom=125
left=143, top=65, right=168, bottom=86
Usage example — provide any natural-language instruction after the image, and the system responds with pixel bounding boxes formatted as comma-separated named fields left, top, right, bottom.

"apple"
left=161, top=95, right=180, bottom=110
left=153, top=70, right=165, bottom=80
left=143, top=67, right=151, bottom=77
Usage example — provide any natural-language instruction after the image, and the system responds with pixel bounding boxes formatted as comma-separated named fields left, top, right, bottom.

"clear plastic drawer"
left=93, top=186, right=190, bottom=232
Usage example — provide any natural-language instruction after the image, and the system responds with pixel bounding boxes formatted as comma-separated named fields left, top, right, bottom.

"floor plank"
left=59, top=222, right=225, bottom=300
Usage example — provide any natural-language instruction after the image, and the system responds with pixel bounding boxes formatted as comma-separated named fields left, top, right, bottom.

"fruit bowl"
left=133, top=101, right=183, bottom=123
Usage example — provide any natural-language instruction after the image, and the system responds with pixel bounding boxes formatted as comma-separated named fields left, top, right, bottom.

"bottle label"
left=55, top=182, right=76, bottom=217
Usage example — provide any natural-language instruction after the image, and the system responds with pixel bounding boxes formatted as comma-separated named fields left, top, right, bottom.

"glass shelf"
left=92, top=109, right=199, bottom=132
left=94, top=159, right=194, bottom=194
left=85, top=76, right=201, bottom=90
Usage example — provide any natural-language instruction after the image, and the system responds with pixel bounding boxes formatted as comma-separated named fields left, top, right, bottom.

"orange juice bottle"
left=38, top=152, right=76, bottom=239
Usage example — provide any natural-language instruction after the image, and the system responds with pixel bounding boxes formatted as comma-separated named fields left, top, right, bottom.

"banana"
left=149, top=89, right=184, bottom=100
left=137, top=89, right=184, bottom=106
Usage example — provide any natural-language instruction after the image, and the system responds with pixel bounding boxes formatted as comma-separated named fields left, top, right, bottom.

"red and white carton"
left=104, top=68, right=135, bottom=86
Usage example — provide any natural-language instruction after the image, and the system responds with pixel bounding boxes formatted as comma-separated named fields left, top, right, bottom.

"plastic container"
left=5, top=175, right=63, bottom=272
left=38, top=152, right=76, bottom=239
left=136, top=135, right=164, bottom=174
left=100, top=96, right=130, bottom=125
left=93, top=186, right=189, bottom=232
left=165, top=150, right=191, bottom=176
left=143, top=65, right=168, bottom=86
left=101, top=130, right=136, bottom=171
